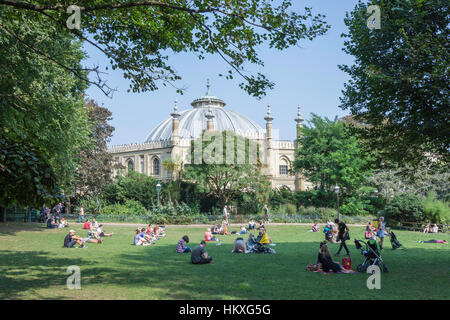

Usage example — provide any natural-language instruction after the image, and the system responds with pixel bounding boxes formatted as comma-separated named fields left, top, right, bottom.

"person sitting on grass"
left=176, top=235, right=191, bottom=253
left=154, top=225, right=165, bottom=238
left=232, top=237, right=247, bottom=253
left=220, top=221, right=231, bottom=235
left=248, top=218, right=256, bottom=230
left=63, top=230, right=87, bottom=248
left=140, top=228, right=154, bottom=243
left=317, top=242, right=351, bottom=273
left=91, top=218, right=99, bottom=229
left=146, top=224, right=153, bottom=235
left=47, top=217, right=59, bottom=229
left=259, top=229, right=275, bottom=245
left=431, top=224, right=439, bottom=233
left=205, top=228, right=219, bottom=242
left=86, top=227, right=103, bottom=244
left=239, top=226, right=247, bottom=235
left=97, top=224, right=113, bottom=237
left=211, top=224, right=221, bottom=234
left=191, top=240, right=213, bottom=264
left=83, top=219, right=91, bottom=229
left=257, top=220, right=265, bottom=230
left=134, top=229, right=150, bottom=246
left=323, top=224, right=334, bottom=242
left=423, top=223, right=431, bottom=233
left=310, top=222, right=320, bottom=232
left=58, top=218, right=69, bottom=228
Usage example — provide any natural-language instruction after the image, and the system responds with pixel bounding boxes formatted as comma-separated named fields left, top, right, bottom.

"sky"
left=83, top=0, right=359, bottom=146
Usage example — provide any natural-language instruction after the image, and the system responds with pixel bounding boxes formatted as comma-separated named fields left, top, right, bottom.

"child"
left=239, top=226, right=247, bottom=235
left=134, top=229, right=149, bottom=246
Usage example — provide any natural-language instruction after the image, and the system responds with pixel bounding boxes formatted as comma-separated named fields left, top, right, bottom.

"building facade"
left=107, top=84, right=309, bottom=191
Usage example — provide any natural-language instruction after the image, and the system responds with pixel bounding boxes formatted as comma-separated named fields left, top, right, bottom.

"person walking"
left=334, top=218, right=350, bottom=257
left=222, top=205, right=229, bottom=224
left=264, top=204, right=270, bottom=224
left=78, top=205, right=86, bottom=223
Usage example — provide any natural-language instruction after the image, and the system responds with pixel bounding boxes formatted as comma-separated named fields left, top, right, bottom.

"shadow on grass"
left=0, top=222, right=54, bottom=237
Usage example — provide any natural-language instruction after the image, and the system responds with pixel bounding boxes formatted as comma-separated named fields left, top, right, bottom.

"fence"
left=388, top=220, right=448, bottom=233
left=5, top=207, right=39, bottom=222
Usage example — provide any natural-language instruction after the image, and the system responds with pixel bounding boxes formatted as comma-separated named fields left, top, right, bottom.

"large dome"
left=145, top=86, right=264, bottom=142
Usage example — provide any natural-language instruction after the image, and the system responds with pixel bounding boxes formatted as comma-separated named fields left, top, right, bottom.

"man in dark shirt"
left=191, top=241, right=213, bottom=264
left=63, top=230, right=86, bottom=248
left=335, top=219, right=350, bottom=256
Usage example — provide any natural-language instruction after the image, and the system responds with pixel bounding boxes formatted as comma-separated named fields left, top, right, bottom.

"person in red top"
left=83, top=219, right=91, bottom=230
left=205, top=228, right=218, bottom=242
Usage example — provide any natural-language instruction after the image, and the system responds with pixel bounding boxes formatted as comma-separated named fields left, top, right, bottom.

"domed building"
left=108, top=82, right=308, bottom=191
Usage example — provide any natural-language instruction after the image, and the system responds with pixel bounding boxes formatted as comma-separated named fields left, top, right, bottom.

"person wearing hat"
left=63, top=230, right=86, bottom=248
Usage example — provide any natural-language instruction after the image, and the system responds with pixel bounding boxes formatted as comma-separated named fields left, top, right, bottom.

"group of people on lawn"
left=134, top=224, right=166, bottom=246
left=175, top=217, right=274, bottom=264
left=63, top=218, right=114, bottom=248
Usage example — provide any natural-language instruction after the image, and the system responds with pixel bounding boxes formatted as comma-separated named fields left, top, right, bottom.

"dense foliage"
left=340, top=0, right=449, bottom=170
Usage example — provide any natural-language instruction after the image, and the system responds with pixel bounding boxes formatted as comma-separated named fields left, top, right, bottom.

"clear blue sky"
left=83, top=0, right=358, bottom=146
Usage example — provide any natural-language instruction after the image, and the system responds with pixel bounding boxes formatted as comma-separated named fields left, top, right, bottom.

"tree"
left=183, top=131, right=271, bottom=210
left=340, top=0, right=449, bottom=171
left=0, top=9, right=91, bottom=216
left=0, top=0, right=330, bottom=97
left=70, top=100, right=119, bottom=212
left=294, top=114, right=374, bottom=194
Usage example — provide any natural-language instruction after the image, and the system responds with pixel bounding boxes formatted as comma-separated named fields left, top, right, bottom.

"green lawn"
left=0, top=223, right=449, bottom=300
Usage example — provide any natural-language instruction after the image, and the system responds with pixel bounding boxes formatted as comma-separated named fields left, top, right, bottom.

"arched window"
left=279, top=158, right=289, bottom=175
left=127, top=159, right=134, bottom=172
left=153, top=157, right=160, bottom=176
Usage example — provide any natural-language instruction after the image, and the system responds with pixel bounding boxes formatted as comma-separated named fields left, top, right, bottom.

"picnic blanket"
left=313, top=270, right=357, bottom=274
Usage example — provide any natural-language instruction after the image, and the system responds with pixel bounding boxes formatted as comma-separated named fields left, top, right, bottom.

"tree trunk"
left=0, top=206, right=6, bottom=223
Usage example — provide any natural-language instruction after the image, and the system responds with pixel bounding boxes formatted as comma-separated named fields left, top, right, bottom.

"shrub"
left=294, top=189, right=336, bottom=208
left=340, top=197, right=374, bottom=216
left=423, top=192, right=450, bottom=224
left=101, top=199, right=147, bottom=215
left=278, top=203, right=297, bottom=215
left=380, top=193, right=425, bottom=223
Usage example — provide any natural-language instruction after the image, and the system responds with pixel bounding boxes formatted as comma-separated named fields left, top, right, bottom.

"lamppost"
left=334, top=184, right=340, bottom=221
left=156, top=181, right=162, bottom=206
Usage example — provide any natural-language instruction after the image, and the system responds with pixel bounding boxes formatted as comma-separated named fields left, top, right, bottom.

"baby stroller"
left=247, top=233, right=276, bottom=254
left=390, top=231, right=403, bottom=250
left=354, top=239, right=388, bottom=273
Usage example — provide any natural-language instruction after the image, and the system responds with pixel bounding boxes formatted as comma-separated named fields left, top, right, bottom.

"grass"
left=0, top=222, right=449, bottom=300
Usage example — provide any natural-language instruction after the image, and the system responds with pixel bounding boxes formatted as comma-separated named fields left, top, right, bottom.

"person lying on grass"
left=205, top=228, right=219, bottom=242
left=134, top=229, right=150, bottom=246
left=191, top=240, right=213, bottom=264
left=317, top=242, right=351, bottom=273
left=97, top=224, right=113, bottom=237
left=63, top=230, right=87, bottom=248
left=176, top=235, right=191, bottom=253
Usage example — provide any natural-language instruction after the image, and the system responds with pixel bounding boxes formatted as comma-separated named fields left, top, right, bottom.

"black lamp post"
left=334, top=184, right=340, bottom=221
left=156, top=181, right=162, bottom=206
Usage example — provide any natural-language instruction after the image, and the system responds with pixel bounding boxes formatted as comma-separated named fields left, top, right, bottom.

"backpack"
left=342, top=256, right=352, bottom=270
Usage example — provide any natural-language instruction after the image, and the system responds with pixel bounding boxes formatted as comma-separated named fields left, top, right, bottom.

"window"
left=279, top=158, right=289, bottom=175
left=153, top=157, right=160, bottom=176
left=127, top=159, right=134, bottom=172
left=140, top=155, right=145, bottom=173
